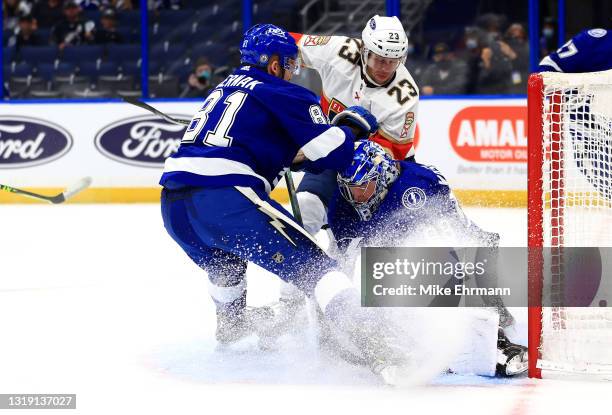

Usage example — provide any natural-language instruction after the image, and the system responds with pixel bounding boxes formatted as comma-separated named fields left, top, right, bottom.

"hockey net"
left=528, top=69, right=612, bottom=378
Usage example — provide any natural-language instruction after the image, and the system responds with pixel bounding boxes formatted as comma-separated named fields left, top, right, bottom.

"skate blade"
left=505, top=353, right=528, bottom=376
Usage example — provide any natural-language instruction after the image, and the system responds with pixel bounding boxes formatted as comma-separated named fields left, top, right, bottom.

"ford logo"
left=0, top=116, right=73, bottom=168
left=95, top=115, right=188, bottom=168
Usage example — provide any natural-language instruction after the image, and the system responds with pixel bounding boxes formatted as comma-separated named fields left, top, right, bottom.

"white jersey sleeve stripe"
left=300, top=126, right=347, bottom=161
left=163, top=157, right=272, bottom=193
left=538, top=56, right=564, bottom=72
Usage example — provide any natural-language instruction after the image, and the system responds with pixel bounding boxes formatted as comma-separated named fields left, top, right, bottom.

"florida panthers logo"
left=327, top=98, right=347, bottom=121
left=402, top=187, right=426, bottom=210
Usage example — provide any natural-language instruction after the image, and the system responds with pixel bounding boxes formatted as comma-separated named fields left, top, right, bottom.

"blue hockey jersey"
left=538, top=28, right=612, bottom=73
left=327, top=161, right=491, bottom=246
left=160, top=65, right=355, bottom=193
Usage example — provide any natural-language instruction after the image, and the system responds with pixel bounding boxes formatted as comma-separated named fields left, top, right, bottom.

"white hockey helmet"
left=361, top=15, right=409, bottom=60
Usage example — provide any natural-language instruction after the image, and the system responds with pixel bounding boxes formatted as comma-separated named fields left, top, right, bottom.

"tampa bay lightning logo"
left=587, top=28, right=607, bottom=38
left=402, top=187, right=426, bottom=210
left=369, top=18, right=376, bottom=30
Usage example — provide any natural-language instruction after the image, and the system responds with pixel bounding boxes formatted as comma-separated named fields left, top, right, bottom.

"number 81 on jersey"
left=182, top=89, right=248, bottom=147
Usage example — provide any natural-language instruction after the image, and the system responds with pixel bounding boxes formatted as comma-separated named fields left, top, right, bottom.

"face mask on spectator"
left=197, top=69, right=212, bottom=83
left=466, top=38, right=478, bottom=49
left=543, top=28, right=554, bottom=38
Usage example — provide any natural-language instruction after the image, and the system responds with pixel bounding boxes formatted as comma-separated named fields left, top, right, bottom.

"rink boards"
left=0, top=97, right=527, bottom=206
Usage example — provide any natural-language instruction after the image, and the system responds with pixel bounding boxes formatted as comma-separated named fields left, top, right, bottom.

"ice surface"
left=0, top=204, right=609, bottom=414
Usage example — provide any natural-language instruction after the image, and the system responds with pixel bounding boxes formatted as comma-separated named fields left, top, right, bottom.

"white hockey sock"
left=207, top=278, right=246, bottom=304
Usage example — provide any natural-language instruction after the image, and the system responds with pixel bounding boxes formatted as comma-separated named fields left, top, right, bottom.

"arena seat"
left=61, top=45, right=104, bottom=63
left=19, top=46, right=59, bottom=64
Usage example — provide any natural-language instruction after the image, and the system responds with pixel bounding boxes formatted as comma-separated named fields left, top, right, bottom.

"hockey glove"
left=331, top=106, right=378, bottom=141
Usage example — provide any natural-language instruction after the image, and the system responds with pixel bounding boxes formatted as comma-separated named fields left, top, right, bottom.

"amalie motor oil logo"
left=449, top=106, right=527, bottom=163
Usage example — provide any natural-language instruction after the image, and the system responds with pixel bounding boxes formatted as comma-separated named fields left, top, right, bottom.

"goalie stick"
left=121, top=96, right=305, bottom=223
left=0, top=177, right=92, bottom=204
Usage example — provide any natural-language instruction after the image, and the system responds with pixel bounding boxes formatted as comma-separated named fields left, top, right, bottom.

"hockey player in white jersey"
left=292, top=15, right=420, bottom=248
left=292, top=15, right=419, bottom=159
left=281, top=16, right=421, bottom=315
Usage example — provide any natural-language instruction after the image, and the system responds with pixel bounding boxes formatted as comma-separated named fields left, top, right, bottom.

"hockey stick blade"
left=51, top=176, right=93, bottom=204
left=120, top=96, right=190, bottom=126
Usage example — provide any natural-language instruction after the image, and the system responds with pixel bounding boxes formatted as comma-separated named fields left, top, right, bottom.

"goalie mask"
left=361, top=15, right=409, bottom=85
left=338, top=141, right=400, bottom=221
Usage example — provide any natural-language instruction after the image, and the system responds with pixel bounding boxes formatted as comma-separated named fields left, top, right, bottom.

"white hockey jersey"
left=293, top=33, right=420, bottom=159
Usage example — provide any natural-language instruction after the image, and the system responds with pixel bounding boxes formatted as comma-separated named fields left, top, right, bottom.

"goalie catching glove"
left=332, top=106, right=378, bottom=141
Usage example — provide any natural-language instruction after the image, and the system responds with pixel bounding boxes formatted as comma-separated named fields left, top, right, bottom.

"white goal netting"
left=536, top=69, right=612, bottom=376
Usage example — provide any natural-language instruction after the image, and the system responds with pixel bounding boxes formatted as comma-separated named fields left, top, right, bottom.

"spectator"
left=458, top=26, right=512, bottom=95
left=51, top=1, right=95, bottom=49
left=32, top=0, right=64, bottom=29
left=3, top=0, right=31, bottom=30
left=403, top=41, right=428, bottom=86
left=476, top=13, right=506, bottom=43
left=8, top=14, right=42, bottom=49
left=459, top=26, right=486, bottom=94
left=501, top=23, right=529, bottom=94
left=540, top=17, right=557, bottom=57
left=93, top=8, right=123, bottom=44
left=420, top=42, right=468, bottom=95
left=180, top=57, right=214, bottom=98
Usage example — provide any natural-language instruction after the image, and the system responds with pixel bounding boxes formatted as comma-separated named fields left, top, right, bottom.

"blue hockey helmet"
left=337, top=141, right=400, bottom=221
left=240, top=24, right=300, bottom=74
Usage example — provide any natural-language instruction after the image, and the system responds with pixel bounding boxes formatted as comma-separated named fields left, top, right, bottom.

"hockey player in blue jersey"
left=160, top=24, right=412, bottom=383
left=537, top=28, right=612, bottom=201
left=538, top=28, right=612, bottom=73
left=287, top=141, right=528, bottom=376
left=334, top=141, right=527, bottom=376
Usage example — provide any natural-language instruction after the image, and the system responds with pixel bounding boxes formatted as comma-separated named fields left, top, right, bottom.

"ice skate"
left=496, top=328, right=528, bottom=377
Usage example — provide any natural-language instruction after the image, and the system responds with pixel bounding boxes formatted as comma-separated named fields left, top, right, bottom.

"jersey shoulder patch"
left=302, top=35, right=332, bottom=47
left=587, top=28, right=607, bottom=38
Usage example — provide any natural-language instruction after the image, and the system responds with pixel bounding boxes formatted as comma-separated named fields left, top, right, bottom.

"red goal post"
left=527, top=69, right=612, bottom=379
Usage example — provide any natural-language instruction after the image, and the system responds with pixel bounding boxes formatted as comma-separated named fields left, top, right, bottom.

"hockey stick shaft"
left=284, top=171, right=303, bottom=225
left=0, top=177, right=92, bottom=204
left=0, top=184, right=58, bottom=203
left=121, top=96, right=190, bottom=126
